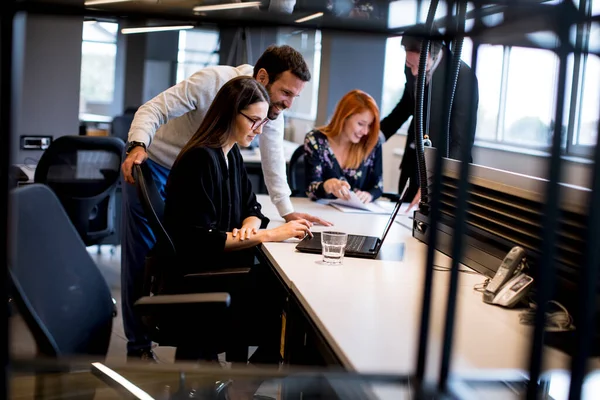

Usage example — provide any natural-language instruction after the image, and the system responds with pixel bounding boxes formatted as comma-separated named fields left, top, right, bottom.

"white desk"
left=256, top=196, right=586, bottom=381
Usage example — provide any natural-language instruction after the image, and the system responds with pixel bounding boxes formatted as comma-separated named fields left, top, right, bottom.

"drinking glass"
left=321, top=231, right=348, bottom=265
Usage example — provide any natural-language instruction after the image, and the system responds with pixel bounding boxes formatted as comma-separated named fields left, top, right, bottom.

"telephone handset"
left=483, top=246, right=534, bottom=308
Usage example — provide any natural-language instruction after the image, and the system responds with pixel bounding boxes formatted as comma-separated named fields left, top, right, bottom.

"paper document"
left=316, top=192, right=394, bottom=214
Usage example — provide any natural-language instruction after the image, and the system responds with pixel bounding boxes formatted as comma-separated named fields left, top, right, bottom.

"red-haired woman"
left=304, top=89, right=383, bottom=204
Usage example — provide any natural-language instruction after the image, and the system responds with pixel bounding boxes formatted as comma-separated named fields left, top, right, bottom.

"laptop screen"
left=376, top=181, right=411, bottom=245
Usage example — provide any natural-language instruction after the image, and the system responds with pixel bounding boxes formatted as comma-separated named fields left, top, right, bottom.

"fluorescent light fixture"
left=121, top=25, right=194, bottom=34
left=85, top=0, right=133, bottom=6
left=192, top=1, right=261, bottom=12
left=91, top=363, right=154, bottom=400
left=294, top=12, right=324, bottom=23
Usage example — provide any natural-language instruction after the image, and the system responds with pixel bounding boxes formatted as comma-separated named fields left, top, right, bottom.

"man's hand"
left=284, top=212, right=333, bottom=227
left=122, top=147, right=148, bottom=184
left=405, top=190, right=421, bottom=213
left=355, top=190, right=373, bottom=204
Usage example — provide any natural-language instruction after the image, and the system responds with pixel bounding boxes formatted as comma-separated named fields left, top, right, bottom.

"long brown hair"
left=318, top=90, right=380, bottom=169
left=175, top=76, right=269, bottom=166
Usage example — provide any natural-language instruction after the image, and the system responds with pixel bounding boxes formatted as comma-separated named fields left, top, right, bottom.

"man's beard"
left=267, top=103, right=286, bottom=120
left=266, top=83, right=286, bottom=120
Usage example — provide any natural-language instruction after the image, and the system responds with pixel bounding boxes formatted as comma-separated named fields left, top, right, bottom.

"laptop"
left=295, top=194, right=405, bottom=259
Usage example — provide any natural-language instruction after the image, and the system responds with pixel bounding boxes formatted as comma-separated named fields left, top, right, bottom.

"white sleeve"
left=259, top=116, right=294, bottom=217
left=127, top=68, right=231, bottom=146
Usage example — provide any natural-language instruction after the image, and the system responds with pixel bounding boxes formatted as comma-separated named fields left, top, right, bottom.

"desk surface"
left=239, top=140, right=299, bottom=165
left=256, top=195, right=589, bottom=379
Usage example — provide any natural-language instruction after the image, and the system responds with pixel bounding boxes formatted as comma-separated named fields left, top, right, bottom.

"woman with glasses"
left=160, top=76, right=311, bottom=365
left=304, top=89, right=383, bottom=203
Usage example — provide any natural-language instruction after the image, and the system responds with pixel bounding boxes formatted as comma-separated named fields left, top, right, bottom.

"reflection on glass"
left=176, top=29, right=220, bottom=83
left=503, top=47, right=558, bottom=147
left=387, top=0, right=418, bottom=29
left=474, top=44, right=503, bottom=142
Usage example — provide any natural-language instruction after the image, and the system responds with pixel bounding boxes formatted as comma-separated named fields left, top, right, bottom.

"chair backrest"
left=111, top=113, right=135, bottom=143
left=133, top=163, right=175, bottom=258
left=34, top=135, right=125, bottom=245
left=9, top=184, right=114, bottom=357
left=288, top=144, right=308, bottom=197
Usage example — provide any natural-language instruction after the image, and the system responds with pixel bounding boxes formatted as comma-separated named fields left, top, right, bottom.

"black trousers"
left=175, top=261, right=282, bottom=365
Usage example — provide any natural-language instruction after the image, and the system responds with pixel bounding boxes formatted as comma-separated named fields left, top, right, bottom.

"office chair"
left=9, top=184, right=229, bottom=397
left=288, top=144, right=308, bottom=197
left=133, top=164, right=251, bottom=360
left=111, top=108, right=137, bottom=143
left=34, top=135, right=124, bottom=246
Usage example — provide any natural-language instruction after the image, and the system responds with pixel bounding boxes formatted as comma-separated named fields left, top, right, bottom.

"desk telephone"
left=483, top=246, right=534, bottom=308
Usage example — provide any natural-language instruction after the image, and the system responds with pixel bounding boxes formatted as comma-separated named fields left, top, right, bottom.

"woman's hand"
left=323, top=178, right=351, bottom=200
left=354, top=190, right=373, bottom=204
left=265, top=219, right=313, bottom=242
left=232, top=226, right=258, bottom=241
left=231, top=217, right=262, bottom=241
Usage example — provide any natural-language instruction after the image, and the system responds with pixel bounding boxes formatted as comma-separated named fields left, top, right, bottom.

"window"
left=79, top=21, right=118, bottom=112
left=176, top=29, right=220, bottom=83
left=383, top=0, right=599, bottom=158
left=573, top=54, right=599, bottom=147
left=503, top=47, right=559, bottom=147
left=276, top=28, right=322, bottom=120
left=381, top=36, right=406, bottom=118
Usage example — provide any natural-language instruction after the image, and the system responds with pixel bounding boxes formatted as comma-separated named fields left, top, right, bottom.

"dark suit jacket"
left=380, top=48, right=479, bottom=200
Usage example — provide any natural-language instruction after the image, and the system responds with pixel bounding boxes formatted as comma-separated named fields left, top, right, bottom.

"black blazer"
left=162, top=145, right=269, bottom=277
left=380, top=48, right=479, bottom=198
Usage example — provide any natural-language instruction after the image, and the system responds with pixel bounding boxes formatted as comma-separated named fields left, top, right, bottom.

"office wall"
left=142, top=31, right=179, bottom=102
left=316, top=31, right=387, bottom=126
left=12, top=15, right=83, bottom=164
left=219, top=27, right=278, bottom=66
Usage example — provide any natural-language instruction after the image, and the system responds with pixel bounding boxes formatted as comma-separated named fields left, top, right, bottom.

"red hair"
left=318, top=90, right=380, bottom=169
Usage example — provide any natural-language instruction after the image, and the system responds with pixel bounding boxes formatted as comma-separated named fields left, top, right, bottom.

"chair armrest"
left=134, top=293, right=230, bottom=315
left=184, top=267, right=251, bottom=279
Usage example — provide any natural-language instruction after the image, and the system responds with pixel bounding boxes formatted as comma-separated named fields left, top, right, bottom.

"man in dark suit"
left=380, top=24, right=479, bottom=209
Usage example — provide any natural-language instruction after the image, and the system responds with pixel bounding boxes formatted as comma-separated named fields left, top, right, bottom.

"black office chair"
left=288, top=144, right=308, bottom=197
left=34, top=135, right=124, bottom=246
left=111, top=107, right=137, bottom=143
left=9, top=184, right=229, bottom=397
left=133, top=164, right=251, bottom=360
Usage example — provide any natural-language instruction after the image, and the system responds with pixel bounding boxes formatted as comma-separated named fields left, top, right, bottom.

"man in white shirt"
left=120, top=45, right=331, bottom=361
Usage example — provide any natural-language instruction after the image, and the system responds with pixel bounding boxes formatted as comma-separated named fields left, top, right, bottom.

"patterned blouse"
left=304, top=130, right=383, bottom=201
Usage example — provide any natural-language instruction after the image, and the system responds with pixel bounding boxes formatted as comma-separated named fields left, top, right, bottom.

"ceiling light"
left=85, top=0, right=133, bottom=6
left=192, top=1, right=262, bottom=12
left=121, top=25, right=195, bottom=34
left=295, top=12, right=324, bottom=23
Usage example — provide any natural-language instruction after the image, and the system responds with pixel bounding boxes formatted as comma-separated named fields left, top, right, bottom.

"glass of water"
left=321, top=231, right=348, bottom=265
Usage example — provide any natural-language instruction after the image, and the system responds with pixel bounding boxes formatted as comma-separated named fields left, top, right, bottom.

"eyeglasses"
left=240, top=112, right=269, bottom=131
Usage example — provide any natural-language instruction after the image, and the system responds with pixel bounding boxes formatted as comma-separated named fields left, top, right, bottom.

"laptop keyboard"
left=346, top=235, right=367, bottom=252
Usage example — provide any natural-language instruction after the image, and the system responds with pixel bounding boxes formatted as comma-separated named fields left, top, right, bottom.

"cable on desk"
left=473, top=279, right=490, bottom=293
left=432, top=264, right=479, bottom=274
left=519, top=300, right=575, bottom=332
